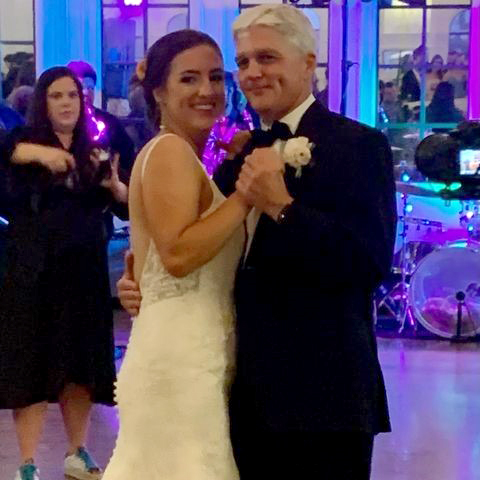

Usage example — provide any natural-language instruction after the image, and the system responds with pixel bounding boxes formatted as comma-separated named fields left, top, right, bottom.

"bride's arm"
left=142, top=135, right=249, bottom=278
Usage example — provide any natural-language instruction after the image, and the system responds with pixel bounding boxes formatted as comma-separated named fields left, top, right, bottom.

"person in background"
left=426, top=54, right=444, bottom=101
left=7, top=86, right=35, bottom=119
left=401, top=45, right=425, bottom=101
left=125, top=73, right=153, bottom=152
left=67, top=60, right=134, bottom=236
left=443, top=51, right=468, bottom=98
left=0, top=66, right=127, bottom=480
left=426, top=81, right=464, bottom=131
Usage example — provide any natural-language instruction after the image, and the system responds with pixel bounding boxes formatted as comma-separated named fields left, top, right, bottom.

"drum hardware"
left=409, top=240, right=480, bottom=339
left=377, top=193, right=415, bottom=331
left=454, top=291, right=466, bottom=341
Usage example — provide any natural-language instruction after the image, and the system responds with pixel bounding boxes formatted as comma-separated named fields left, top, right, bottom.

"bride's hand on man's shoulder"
left=216, top=130, right=252, bottom=159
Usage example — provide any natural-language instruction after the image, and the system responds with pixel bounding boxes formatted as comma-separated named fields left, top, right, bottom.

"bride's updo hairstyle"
left=233, top=4, right=317, bottom=56
left=139, top=29, right=223, bottom=127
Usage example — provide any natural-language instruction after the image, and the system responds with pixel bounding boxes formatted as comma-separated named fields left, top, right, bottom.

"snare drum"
left=409, top=240, right=480, bottom=338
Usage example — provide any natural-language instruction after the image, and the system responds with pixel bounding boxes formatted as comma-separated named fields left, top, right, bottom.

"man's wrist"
left=264, top=197, right=294, bottom=221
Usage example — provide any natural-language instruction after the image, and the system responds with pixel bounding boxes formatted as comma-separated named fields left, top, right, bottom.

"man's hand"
left=117, top=250, right=142, bottom=316
left=235, top=147, right=293, bottom=219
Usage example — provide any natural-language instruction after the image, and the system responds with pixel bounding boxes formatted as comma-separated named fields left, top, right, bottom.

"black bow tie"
left=250, top=121, right=294, bottom=148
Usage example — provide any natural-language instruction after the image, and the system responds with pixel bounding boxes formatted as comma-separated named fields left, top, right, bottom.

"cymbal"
left=396, top=182, right=440, bottom=197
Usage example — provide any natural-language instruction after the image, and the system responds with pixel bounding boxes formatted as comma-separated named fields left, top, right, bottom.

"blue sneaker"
left=14, top=463, right=40, bottom=480
left=64, top=447, right=102, bottom=480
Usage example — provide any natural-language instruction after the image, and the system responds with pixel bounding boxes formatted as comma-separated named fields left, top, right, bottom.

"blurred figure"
left=444, top=50, right=467, bottom=98
left=7, top=85, right=34, bottom=119
left=67, top=60, right=135, bottom=174
left=379, top=82, right=409, bottom=149
left=2, top=52, right=34, bottom=99
left=426, top=81, right=464, bottom=131
left=125, top=74, right=153, bottom=152
left=67, top=60, right=135, bottom=237
left=401, top=45, right=425, bottom=101
left=426, top=54, right=444, bottom=101
left=0, top=66, right=126, bottom=480
left=0, top=102, right=24, bottom=132
left=381, top=82, right=406, bottom=124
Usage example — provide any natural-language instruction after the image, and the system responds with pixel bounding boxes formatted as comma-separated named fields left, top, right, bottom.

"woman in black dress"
left=0, top=67, right=127, bottom=480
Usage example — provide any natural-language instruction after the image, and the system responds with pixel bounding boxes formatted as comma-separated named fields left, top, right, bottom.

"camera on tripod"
left=415, top=121, right=480, bottom=199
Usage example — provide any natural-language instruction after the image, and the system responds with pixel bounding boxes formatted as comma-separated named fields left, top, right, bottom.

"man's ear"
left=305, top=52, right=317, bottom=76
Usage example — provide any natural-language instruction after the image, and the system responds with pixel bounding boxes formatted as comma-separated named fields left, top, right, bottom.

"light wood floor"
left=1, top=317, right=479, bottom=480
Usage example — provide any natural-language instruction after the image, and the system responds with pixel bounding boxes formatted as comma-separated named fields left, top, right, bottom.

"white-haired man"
left=118, top=5, right=396, bottom=478
left=216, top=6, right=396, bottom=479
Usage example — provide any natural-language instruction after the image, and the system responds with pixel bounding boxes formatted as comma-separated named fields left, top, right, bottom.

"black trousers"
left=231, top=428, right=374, bottom=480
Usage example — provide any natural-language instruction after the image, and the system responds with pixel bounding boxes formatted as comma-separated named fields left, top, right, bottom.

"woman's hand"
left=216, top=130, right=252, bottom=159
left=91, top=150, right=128, bottom=203
left=13, top=143, right=75, bottom=173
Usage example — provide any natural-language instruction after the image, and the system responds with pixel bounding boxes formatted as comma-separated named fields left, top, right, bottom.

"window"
left=378, top=0, right=472, bottom=173
left=0, top=0, right=35, bottom=100
left=101, top=0, right=190, bottom=114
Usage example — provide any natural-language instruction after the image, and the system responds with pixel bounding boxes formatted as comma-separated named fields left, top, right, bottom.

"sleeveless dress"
left=103, top=134, right=244, bottom=479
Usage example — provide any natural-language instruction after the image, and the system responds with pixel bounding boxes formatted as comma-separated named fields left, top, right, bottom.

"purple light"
left=468, top=0, right=480, bottom=119
left=123, top=0, right=143, bottom=5
left=86, top=106, right=107, bottom=142
left=328, top=0, right=343, bottom=113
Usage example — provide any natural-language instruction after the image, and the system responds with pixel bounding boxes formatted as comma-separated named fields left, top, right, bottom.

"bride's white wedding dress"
left=103, top=134, right=244, bottom=479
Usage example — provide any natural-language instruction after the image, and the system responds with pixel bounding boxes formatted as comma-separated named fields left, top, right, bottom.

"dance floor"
left=0, top=311, right=479, bottom=480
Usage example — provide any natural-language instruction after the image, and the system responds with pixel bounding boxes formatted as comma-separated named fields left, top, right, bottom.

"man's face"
left=80, top=76, right=95, bottom=106
left=413, top=50, right=425, bottom=69
left=383, top=85, right=398, bottom=103
left=235, top=25, right=316, bottom=123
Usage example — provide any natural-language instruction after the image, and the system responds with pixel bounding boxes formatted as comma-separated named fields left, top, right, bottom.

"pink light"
left=123, top=0, right=143, bottom=5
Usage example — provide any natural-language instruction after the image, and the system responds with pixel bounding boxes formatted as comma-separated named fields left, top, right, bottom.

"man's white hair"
left=233, top=4, right=317, bottom=56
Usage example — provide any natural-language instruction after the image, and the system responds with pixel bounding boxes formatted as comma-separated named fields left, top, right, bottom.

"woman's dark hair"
left=26, top=66, right=94, bottom=184
left=142, top=29, right=223, bottom=126
left=427, top=81, right=464, bottom=125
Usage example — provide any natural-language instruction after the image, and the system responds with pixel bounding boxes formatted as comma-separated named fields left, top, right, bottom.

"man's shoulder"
left=304, top=102, right=385, bottom=145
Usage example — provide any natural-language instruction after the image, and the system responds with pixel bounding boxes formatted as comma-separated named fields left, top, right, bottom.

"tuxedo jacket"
left=400, top=69, right=421, bottom=101
left=214, top=101, right=397, bottom=434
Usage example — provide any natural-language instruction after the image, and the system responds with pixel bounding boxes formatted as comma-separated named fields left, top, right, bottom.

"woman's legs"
left=59, top=383, right=93, bottom=454
left=13, top=401, right=48, bottom=463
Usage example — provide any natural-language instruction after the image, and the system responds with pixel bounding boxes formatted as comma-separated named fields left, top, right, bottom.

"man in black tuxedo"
left=215, top=5, right=397, bottom=479
left=117, top=5, right=396, bottom=478
left=400, top=45, right=425, bottom=101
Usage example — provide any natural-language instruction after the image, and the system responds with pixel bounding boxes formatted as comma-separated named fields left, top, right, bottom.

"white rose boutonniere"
left=283, top=136, right=314, bottom=178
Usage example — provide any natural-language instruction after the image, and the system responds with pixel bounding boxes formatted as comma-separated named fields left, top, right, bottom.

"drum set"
left=376, top=181, right=480, bottom=340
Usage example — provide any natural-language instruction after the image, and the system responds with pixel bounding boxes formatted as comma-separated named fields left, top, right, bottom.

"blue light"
left=405, top=203, right=414, bottom=213
left=468, top=225, right=475, bottom=232
left=401, top=173, right=411, bottom=182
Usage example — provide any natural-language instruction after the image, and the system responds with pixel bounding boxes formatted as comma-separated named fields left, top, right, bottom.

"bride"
left=102, top=30, right=248, bottom=479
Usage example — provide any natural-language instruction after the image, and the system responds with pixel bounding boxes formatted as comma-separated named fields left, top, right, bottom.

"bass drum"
left=409, top=240, right=480, bottom=338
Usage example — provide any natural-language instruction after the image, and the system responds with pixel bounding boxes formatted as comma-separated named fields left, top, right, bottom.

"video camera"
left=415, top=121, right=480, bottom=199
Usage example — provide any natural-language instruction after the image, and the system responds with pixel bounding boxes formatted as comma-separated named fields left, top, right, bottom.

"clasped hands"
left=235, top=147, right=293, bottom=219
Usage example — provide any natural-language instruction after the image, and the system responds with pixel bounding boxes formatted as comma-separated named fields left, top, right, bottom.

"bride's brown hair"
left=141, top=29, right=222, bottom=127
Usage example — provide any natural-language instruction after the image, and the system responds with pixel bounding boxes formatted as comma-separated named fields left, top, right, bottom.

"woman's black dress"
left=0, top=128, right=117, bottom=408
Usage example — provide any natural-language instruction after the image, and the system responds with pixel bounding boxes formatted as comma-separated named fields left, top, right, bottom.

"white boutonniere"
left=283, top=136, right=314, bottom=178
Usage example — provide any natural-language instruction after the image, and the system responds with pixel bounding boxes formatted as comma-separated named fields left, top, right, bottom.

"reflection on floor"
left=0, top=312, right=479, bottom=480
